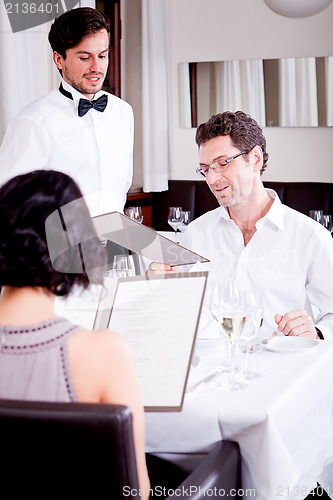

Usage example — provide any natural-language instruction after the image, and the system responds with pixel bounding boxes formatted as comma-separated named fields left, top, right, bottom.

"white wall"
left=167, top=0, right=333, bottom=183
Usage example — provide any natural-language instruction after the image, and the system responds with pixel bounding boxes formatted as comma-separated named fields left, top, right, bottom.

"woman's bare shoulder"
left=68, top=328, right=135, bottom=402
left=69, top=327, right=132, bottom=360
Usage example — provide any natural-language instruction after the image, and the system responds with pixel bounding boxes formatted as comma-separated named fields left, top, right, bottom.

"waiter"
left=0, top=7, right=134, bottom=217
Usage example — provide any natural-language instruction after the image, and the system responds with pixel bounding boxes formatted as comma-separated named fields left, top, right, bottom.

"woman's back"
left=0, top=317, right=80, bottom=402
left=0, top=288, right=150, bottom=498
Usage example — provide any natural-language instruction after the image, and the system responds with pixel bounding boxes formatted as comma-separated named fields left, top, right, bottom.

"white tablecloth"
left=145, top=338, right=333, bottom=499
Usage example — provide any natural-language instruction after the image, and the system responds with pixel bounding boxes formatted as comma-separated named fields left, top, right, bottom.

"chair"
left=149, top=440, right=243, bottom=499
left=0, top=399, right=138, bottom=498
left=0, top=399, right=242, bottom=499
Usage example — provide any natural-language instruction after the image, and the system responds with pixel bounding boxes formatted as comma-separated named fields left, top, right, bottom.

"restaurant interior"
left=1, top=0, right=333, bottom=499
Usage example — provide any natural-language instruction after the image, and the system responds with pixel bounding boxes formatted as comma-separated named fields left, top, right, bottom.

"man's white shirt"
left=183, top=189, right=333, bottom=340
left=0, top=80, right=134, bottom=216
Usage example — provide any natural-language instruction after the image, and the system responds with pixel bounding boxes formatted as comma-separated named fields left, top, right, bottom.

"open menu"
left=92, top=211, right=209, bottom=266
left=94, top=272, right=208, bottom=411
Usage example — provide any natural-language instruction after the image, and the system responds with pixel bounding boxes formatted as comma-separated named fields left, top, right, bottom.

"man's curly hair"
left=0, top=170, right=106, bottom=296
left=195, top=111, right=269, bottom=174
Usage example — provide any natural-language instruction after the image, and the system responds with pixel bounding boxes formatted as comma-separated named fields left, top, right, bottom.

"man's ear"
left=53, top=51, right=64, bottom=71
left=252, top=145, right=263, bottom=173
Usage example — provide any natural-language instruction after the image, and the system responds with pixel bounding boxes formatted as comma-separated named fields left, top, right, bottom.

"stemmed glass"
left=110, top=254, right=136, bottom=278
left=240, top=292, right=264, bottom=380
left=323, top=214, right=333, bottom=235
left=124, top=206, right=143, bottom=224
left=309, top=210, right=324, bottom=224
left=179, top=210, right=191, bottom=234
left=210, top=280, right=248, bottom=391
left=167, top=207, right=184, bottom=243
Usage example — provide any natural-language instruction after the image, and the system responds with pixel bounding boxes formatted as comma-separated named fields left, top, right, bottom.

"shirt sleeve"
left=306, top=229, right=333, bottom=341
left=0, top=116, right=51, bottom=187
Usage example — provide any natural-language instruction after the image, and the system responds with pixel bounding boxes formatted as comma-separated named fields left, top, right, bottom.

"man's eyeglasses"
left=196, top=150, right=247, bottom=178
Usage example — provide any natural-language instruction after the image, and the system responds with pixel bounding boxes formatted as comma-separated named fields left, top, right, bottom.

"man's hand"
left=274, top=310, right=318, bottom=339
left=147, top=262, right=176, bottom=275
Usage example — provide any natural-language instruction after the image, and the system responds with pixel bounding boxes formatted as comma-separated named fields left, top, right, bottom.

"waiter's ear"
left=53, top=51, right=64, bottom=71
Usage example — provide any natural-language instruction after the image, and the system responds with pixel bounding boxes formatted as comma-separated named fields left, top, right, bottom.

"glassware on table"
left=239, top=292, right=264, bottom=380
left=124, top=206, right=143, bottom=224
left=105, top=254, right=136, bottom=278
left=210, top=280, right=248, bottom=391
left=309, top=210, right=324, bottom=224
left=323, top=214, right=333, bottom=235
left=167, top=206, right=184, bottom=243
left=179, top=210, right=191, bottom=233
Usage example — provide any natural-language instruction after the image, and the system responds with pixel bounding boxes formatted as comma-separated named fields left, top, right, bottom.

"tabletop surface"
left=145, top=336, right=333, bottom=500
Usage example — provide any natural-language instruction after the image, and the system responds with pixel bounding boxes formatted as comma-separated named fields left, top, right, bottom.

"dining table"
left=145, top=334, right=333, bottom=499
left=54, top=229, right=333, bottom=499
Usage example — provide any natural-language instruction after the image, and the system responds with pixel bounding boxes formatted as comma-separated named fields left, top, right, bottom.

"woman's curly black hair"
left=0, top=170, right=106, bottom=296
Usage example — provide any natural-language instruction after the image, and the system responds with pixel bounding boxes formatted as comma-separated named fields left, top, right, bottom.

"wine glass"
left=167, top=207, right=184, bottom=243
left=109, top=254, right=136, bottom=278
left=210, top=280, right=248, bottom=391
left=309, top=210, right=324, bottom=224
left=178, top=210, right=191, bottom=234
left=240, top=292, right=264, bottom=380
left=124, top=206, right=143, bottom=224
left=323, top=214, right=333, bottom=235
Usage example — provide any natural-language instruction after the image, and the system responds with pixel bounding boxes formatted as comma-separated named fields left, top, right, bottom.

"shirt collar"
left=218, top=188, right=284, bottom=230
left=61, top=80, right=106, bottom=106
left=262, top=189, right=284, bottom=230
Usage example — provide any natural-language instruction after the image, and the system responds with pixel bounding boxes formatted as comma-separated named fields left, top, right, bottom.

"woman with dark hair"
left=0, top=170, right=149, bottom=497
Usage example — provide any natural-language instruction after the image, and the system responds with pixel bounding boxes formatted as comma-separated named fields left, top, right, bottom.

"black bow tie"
left=78, top=94, right=108, bottom=117
left=59, top=83, right=108, bottom=117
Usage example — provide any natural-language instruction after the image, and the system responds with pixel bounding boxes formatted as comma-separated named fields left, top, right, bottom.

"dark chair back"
left=0, top=399, right=139, bottom=498
left=151, top=180, right=197, bottom=230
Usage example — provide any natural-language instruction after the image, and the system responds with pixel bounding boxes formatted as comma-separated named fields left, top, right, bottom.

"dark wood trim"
left=98, top=0, right=121, bottom=97
left=125, top=192, right=155, bottom=227
left=189, top=62, right=198, bottom=128
left=127, top=192, right=154, bottom=202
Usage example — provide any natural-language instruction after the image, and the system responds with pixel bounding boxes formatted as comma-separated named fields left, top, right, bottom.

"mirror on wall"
left=179, top=56, right=333, bottom=128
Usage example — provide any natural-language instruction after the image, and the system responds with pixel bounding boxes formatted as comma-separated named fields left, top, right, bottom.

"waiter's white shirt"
left=0, top=80, right=134, bottom=216
left=183, top=189, right=333, bottom=340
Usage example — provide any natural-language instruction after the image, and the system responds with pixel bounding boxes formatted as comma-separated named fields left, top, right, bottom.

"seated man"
left=149, top=111, right=333, bottom=340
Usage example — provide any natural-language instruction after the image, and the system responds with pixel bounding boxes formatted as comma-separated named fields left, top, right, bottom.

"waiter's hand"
left=274, top=310, right=317, bottom=339
left=147, top=262, right=176, bottom=275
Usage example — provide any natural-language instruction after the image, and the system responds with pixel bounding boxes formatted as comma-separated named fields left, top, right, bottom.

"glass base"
left=212, top=363, right=231, bottom=373
left=218, top=375, right=247, bottom=391
left=240, top=369, right=261, bottom=381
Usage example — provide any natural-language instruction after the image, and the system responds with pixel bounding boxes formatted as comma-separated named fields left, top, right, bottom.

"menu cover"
left=94, top=272, right=208, bottom=411
left=92, top=211, right=209, bottom=266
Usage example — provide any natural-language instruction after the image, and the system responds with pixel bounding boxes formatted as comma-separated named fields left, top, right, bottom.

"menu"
left=94, top=272, right=208, bottom=411
left=92, top=211, right=209, bottom=266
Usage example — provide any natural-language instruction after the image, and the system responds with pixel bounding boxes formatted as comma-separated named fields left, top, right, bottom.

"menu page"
left=92, top=211, right=209, bottom=266
left=107, top=273, right=208, bottom=411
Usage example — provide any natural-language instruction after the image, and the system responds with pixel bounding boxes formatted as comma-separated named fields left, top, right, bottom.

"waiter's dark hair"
left=195, top=111, right=269, bottom=174
left=0, top=170, right=106, bottom=296
left=48, top=7, right=111, bottom=59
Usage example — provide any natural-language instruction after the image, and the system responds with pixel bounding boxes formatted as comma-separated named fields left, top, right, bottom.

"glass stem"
left=229, top=341, right=237, bottom=379
left=244, top=342, right=250, bottom=372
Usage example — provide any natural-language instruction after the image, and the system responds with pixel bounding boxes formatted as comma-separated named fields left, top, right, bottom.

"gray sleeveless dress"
left=0, top=317, right=81, bottom=402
